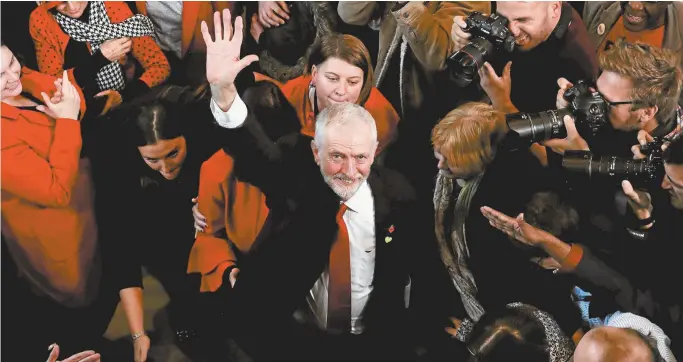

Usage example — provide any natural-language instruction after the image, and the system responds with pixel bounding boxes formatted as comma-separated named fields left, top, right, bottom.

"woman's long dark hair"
left=123, top=84, right=210, bottom=147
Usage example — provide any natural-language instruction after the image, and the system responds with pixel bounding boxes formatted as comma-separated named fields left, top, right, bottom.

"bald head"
left=573, top=327, right=655, bottom=362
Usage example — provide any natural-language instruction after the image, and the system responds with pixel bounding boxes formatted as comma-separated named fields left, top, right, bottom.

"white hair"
left=313, top=102, right=378, bottom=148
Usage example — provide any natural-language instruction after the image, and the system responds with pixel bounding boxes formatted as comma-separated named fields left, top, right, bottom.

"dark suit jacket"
left=218, top=110, right=423, bottom=360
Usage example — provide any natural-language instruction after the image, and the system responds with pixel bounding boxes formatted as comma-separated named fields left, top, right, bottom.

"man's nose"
left=508, top=22, right=521, bottom=37
left=661, top=176, right=671, bottom=190
left=341, top=158, right=357, bottom=177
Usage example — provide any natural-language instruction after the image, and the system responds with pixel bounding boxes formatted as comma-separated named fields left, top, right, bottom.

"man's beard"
left=322, top=170, right=366, bottom=201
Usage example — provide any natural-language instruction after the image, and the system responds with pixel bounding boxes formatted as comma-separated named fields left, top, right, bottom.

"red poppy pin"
left=385, top=225, right=395, bottom=243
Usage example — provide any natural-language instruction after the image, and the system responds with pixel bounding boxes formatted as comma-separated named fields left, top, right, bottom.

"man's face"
left=596, top=71, right=649, bottom=131
left=621, top=1, right=669, bottom=32
left=312, top=120, right=376, bottom=201
left=662, top=162, right=683, bottom=210
left=497, top=2, right=560, bottom=52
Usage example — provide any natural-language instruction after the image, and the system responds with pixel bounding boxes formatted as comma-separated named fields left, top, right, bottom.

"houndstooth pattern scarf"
left=52, top=1, right=155, bottom=91
left=434, top=170, right=486, bottom=321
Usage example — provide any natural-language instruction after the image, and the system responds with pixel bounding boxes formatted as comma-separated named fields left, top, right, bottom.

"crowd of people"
left=1, top=1, right=682, bottom=362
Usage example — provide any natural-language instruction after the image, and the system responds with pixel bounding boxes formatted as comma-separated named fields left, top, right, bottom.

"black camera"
left=505, top=81, right=610, bottom=144
left=561, top=138, right=666, bottom=187
left=448, top=12, right=516, bottom=87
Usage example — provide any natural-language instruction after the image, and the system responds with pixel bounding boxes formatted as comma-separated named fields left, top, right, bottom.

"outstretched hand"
left=480, top=206, right=551, bottom=247
left=201, top=9, right=258, bottom=110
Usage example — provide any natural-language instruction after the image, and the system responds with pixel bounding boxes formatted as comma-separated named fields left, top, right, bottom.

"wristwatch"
left=132, top=331, right=147, bottom=341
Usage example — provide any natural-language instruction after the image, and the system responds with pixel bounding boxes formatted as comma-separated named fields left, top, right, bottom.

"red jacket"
left=1, top=67, right=99, bottom=307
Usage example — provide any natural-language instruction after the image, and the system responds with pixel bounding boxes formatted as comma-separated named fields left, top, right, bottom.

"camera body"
left=506, top=80, right=610, bottom=144
left=562, top=138, right=666, bottom=188
left=448, top=12, right=516, bottom=87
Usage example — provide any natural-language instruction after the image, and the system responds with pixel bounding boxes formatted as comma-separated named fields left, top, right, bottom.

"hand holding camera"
left=448, top=12, right=516, bottom=87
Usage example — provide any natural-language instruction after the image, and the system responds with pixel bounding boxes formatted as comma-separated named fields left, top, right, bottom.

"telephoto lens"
left=506, top=109, right=571, bottom=144
left=562, top=151, right=649, bottom=178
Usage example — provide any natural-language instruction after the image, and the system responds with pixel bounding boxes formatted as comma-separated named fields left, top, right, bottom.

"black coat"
left=219, top=111, right=424, bottom=360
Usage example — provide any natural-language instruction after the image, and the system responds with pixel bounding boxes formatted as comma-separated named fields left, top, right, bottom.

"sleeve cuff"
left=210, top=94, right=248, bottom=129
left=560, top=244, right=584, bottom=272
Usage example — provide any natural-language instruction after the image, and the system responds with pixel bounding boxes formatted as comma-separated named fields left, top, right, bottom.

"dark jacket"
left=219, top=111, right=424, bottom=360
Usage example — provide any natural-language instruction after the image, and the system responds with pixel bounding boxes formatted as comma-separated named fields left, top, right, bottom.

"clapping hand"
left=37, top=71, right=81, bottom=120
left=46, top=344, right=100, bottom=362
left=202, top=9, right=259, bottom=111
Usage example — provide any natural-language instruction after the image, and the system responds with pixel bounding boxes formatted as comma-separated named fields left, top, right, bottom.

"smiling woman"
left=276, top=33, right=400, bottom=155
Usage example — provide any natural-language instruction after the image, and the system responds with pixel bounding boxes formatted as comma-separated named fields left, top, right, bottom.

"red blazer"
left=188, top=150, right=269, bottom=292
left=135, top=1, right=233, bottom=57
left=1, top=67, right=98, bottom=307
left=29, top=1, right=170, bottom=88
left=280, top=75, right=400, bottom=154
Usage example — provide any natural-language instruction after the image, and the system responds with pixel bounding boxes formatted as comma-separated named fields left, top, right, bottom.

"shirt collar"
left=343, top=180, right=373, bottom=215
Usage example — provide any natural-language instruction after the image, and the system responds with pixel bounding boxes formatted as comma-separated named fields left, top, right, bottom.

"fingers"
left=636, top=130, right=654, bottom=146
left=95, top=90, right=109, bottom=98
left=201, top=20, right=212, bottom=45
left=41, top=92, right=55, bottom=109
left=238, top=54, right=259, bottom=72
left=503, top=61, right=512, bottom=81
left=563, top=115, right=579, bottom=138
left=273, top=2, right=290, bottom=23
left=80, top=353, right=102, bottom=362
left=214, top=11, right=223, bottom=42
left=62, top=351, right=97, bottom=362
left=451, top=16, right=471, bottom=50
left=233, top=15, right=244, bottom=44
left=631, top=144, right=647, bottom=159
left=223, top=8, right=232, bottom=42
left=557, top=77, right=573, bottom=90
left=192, top=197, right=198, bottom=204
left=449, top=317, right=462, bottom=329
left=621, top=180, right=640, bottom=203
left=47, top=344, right=59, bottom=362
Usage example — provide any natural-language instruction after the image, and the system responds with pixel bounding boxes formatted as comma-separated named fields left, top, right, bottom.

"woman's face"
left=311, top=57, right=364, bottom=111
left=138, top=136, right=188, bottom=180
left=1, top=46, right=22, bottom=100
left=55, top=1, right=88, bottom=19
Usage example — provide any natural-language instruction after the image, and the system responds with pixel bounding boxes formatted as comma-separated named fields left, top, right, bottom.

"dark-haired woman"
left=95, top=85, right=226, bottom=361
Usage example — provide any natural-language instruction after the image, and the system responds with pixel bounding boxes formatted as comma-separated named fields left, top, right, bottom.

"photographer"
left=480, top=134, right=683, bottom=356
left=450, top=1, right=597, bottom=114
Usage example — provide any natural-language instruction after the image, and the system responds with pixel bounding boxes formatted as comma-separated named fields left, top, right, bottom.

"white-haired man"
left=200, top=9, right=446, bottom=361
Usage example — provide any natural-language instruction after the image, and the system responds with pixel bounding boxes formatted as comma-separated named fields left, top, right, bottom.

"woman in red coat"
left=30, top=1, right=170, bottom=116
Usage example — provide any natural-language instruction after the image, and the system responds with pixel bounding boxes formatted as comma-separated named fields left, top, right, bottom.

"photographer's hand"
left=479, top=61, right=516, bottom=113
left=631, top=130, right=659, bottom=159
left=556, top=78, right=573, bottom=109
left=621, top=180, right=653, bottom=225
left=450, top=16, right=471, bottom=52
left=540, top=116, right=589, bottom=155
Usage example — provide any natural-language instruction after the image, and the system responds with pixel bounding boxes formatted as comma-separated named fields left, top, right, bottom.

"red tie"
left=327, top=203, right=351, bottom=332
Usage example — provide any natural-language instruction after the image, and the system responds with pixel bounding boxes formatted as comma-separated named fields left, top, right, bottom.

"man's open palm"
left=201, top=9, right=258, bottom=88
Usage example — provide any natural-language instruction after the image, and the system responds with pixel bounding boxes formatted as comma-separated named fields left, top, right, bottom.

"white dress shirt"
left=211, top=95, right=377, bottom=335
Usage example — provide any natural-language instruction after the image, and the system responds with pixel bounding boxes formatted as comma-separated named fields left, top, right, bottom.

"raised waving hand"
left=201, top=9, right=258, bottom=111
